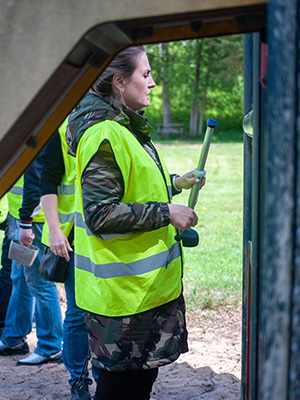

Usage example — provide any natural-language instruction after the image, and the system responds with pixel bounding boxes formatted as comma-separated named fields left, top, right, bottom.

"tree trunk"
left=198, top=43, right=212, bottom=135
left=190, top=99, right=199, bottom=137
left=198, top=86, right=207, bottom=135
left=189, top=40, right=203, bottom=138
left=160, top=43, right=172, bottom=125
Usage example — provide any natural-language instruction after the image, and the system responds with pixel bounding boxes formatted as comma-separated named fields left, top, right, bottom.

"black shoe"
left=0, top=339, right=29, bottom=356
left=71, top=379, right=91, bottom=400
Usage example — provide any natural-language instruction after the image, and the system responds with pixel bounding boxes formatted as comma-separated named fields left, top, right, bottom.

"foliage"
left=146, top=35, right=244, bottom=139
left=156, top=140, right=243, bottom=311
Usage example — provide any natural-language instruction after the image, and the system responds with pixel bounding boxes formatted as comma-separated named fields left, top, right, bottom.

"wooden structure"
left=156, top=123, right=184, bottom=139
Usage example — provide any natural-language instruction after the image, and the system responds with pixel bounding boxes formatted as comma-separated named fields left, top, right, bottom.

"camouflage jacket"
left=67, top=92, right=188, bottom=370
left=85, top=293, right=188, bottom=371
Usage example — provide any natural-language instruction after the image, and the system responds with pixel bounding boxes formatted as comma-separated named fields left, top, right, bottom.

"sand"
left=0, top=294, right=242, bottom=400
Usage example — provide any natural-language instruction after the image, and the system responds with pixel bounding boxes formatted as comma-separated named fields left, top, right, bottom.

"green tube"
left=188, top=119, right=217, bottom=209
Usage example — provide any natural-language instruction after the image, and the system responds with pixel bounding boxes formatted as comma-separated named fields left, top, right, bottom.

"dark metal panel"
left=249, top=32, right=262, bottom=400
left=288, top=1, right=300, bottom=396
left=257, top=38, right=269, bottom=400
left=259, top=0, right=297, bottom=398
left=242, top=33, right=254, bottom=400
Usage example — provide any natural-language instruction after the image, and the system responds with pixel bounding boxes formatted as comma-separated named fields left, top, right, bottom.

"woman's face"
left=122, top=52, right=156, bottom=111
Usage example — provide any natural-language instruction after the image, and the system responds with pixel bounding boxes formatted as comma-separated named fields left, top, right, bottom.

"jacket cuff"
left=19, top=220, right=33, bottom=229
left=160, top=202, right=171, bottom=226
left=171, top=174, right=182, bottom=195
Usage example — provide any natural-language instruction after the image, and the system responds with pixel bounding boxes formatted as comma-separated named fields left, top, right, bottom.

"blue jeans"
left=0, top=214, right=16, bottom=326
left=1, top=220, right=63, bottom=356
left=63, top=251, right=92, bottom=386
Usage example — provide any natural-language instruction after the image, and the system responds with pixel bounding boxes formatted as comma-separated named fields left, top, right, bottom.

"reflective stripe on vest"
left=57, top=183, right=75, bottom=195
left=75, top=241, right=181, bottom=279
left=42, top=118, right=76, bottom=246
left=7, top=176, right=23, bottom=219
left=75, top=211, right=128, bottom=240
left=74, top=120, right=182, bottom=317
left=58, top=212, right=74, bottom=225
left=9, top=186, right=23, bottom=196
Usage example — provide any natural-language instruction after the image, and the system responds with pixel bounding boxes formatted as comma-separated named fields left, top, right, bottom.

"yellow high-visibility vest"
left=42, top=119, right=75, bottom=246
left=75, top=120, right=183, bottom=317
left=7, top=176, right=45, bottom=222
left=0, top=194, right=8, bottom=225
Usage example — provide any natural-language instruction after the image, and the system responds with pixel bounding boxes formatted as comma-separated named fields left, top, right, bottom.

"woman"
left=66, top=45, right=205, bottom=400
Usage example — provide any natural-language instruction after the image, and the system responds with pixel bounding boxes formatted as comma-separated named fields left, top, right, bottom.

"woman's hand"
left=49, top=229, right=73, bottom=261
left=175, top=171, right=206, bottom=190
left=168, top=204, right=198, bottom=231
left=19, top=228, right=35, bottom=247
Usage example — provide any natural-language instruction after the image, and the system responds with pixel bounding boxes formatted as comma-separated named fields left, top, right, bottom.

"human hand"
left=19, top=228, right=35, bottom=247
left=174, top=170, right=206, bottom=190
left=49, top=229, right=73, bottom=261
left=168, top=204, right=198, bottom=231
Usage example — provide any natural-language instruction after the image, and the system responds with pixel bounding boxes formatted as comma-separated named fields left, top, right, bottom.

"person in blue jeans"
left=62, top=251, right=94, bottom=393
left=0, top=157, right=63, bottom=364
left=40, top=126, right=93, bottom=400
left=0, top=212, right=16, bottom=334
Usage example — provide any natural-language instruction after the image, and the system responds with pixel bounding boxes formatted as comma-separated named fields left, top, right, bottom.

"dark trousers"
left=94, top=368, right=158, bottom=400
left=0, top=214, right=16, bottom=327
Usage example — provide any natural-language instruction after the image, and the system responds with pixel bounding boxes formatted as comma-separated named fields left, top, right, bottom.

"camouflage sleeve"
left=81, top=139, right=171, bottom=235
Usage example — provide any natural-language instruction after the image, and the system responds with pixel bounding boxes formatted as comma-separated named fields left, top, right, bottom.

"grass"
left=156, top=136, right=243, bottom=312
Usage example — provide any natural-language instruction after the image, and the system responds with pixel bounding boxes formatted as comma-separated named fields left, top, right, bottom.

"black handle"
left=175, top=228, right=199, bottom=247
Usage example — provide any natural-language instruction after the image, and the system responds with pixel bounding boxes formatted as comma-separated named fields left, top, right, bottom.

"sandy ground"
left=0, top=293, right=242, bottom=400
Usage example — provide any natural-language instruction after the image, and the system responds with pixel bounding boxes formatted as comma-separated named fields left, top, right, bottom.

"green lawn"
left=156, top=139, right=243, bottom=311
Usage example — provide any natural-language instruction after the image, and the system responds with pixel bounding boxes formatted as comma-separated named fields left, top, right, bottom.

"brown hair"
left=92, top=45, right=146, bottom=98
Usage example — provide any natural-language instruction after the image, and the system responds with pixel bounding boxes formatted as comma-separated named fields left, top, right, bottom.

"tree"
left=198, top=41, right=213, bottom=135
left=160, top=43, right=172, bottom=125
left=146, top=35, right=244, bottom=138
left=189, top=39, right=203, bottom=138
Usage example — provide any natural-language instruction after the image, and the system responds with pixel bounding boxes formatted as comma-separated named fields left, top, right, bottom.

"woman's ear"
left=113, top=73, right=125, bottom=95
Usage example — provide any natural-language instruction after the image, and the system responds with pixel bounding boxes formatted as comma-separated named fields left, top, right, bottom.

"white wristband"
left=173, top=175, right=181, bottom=191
